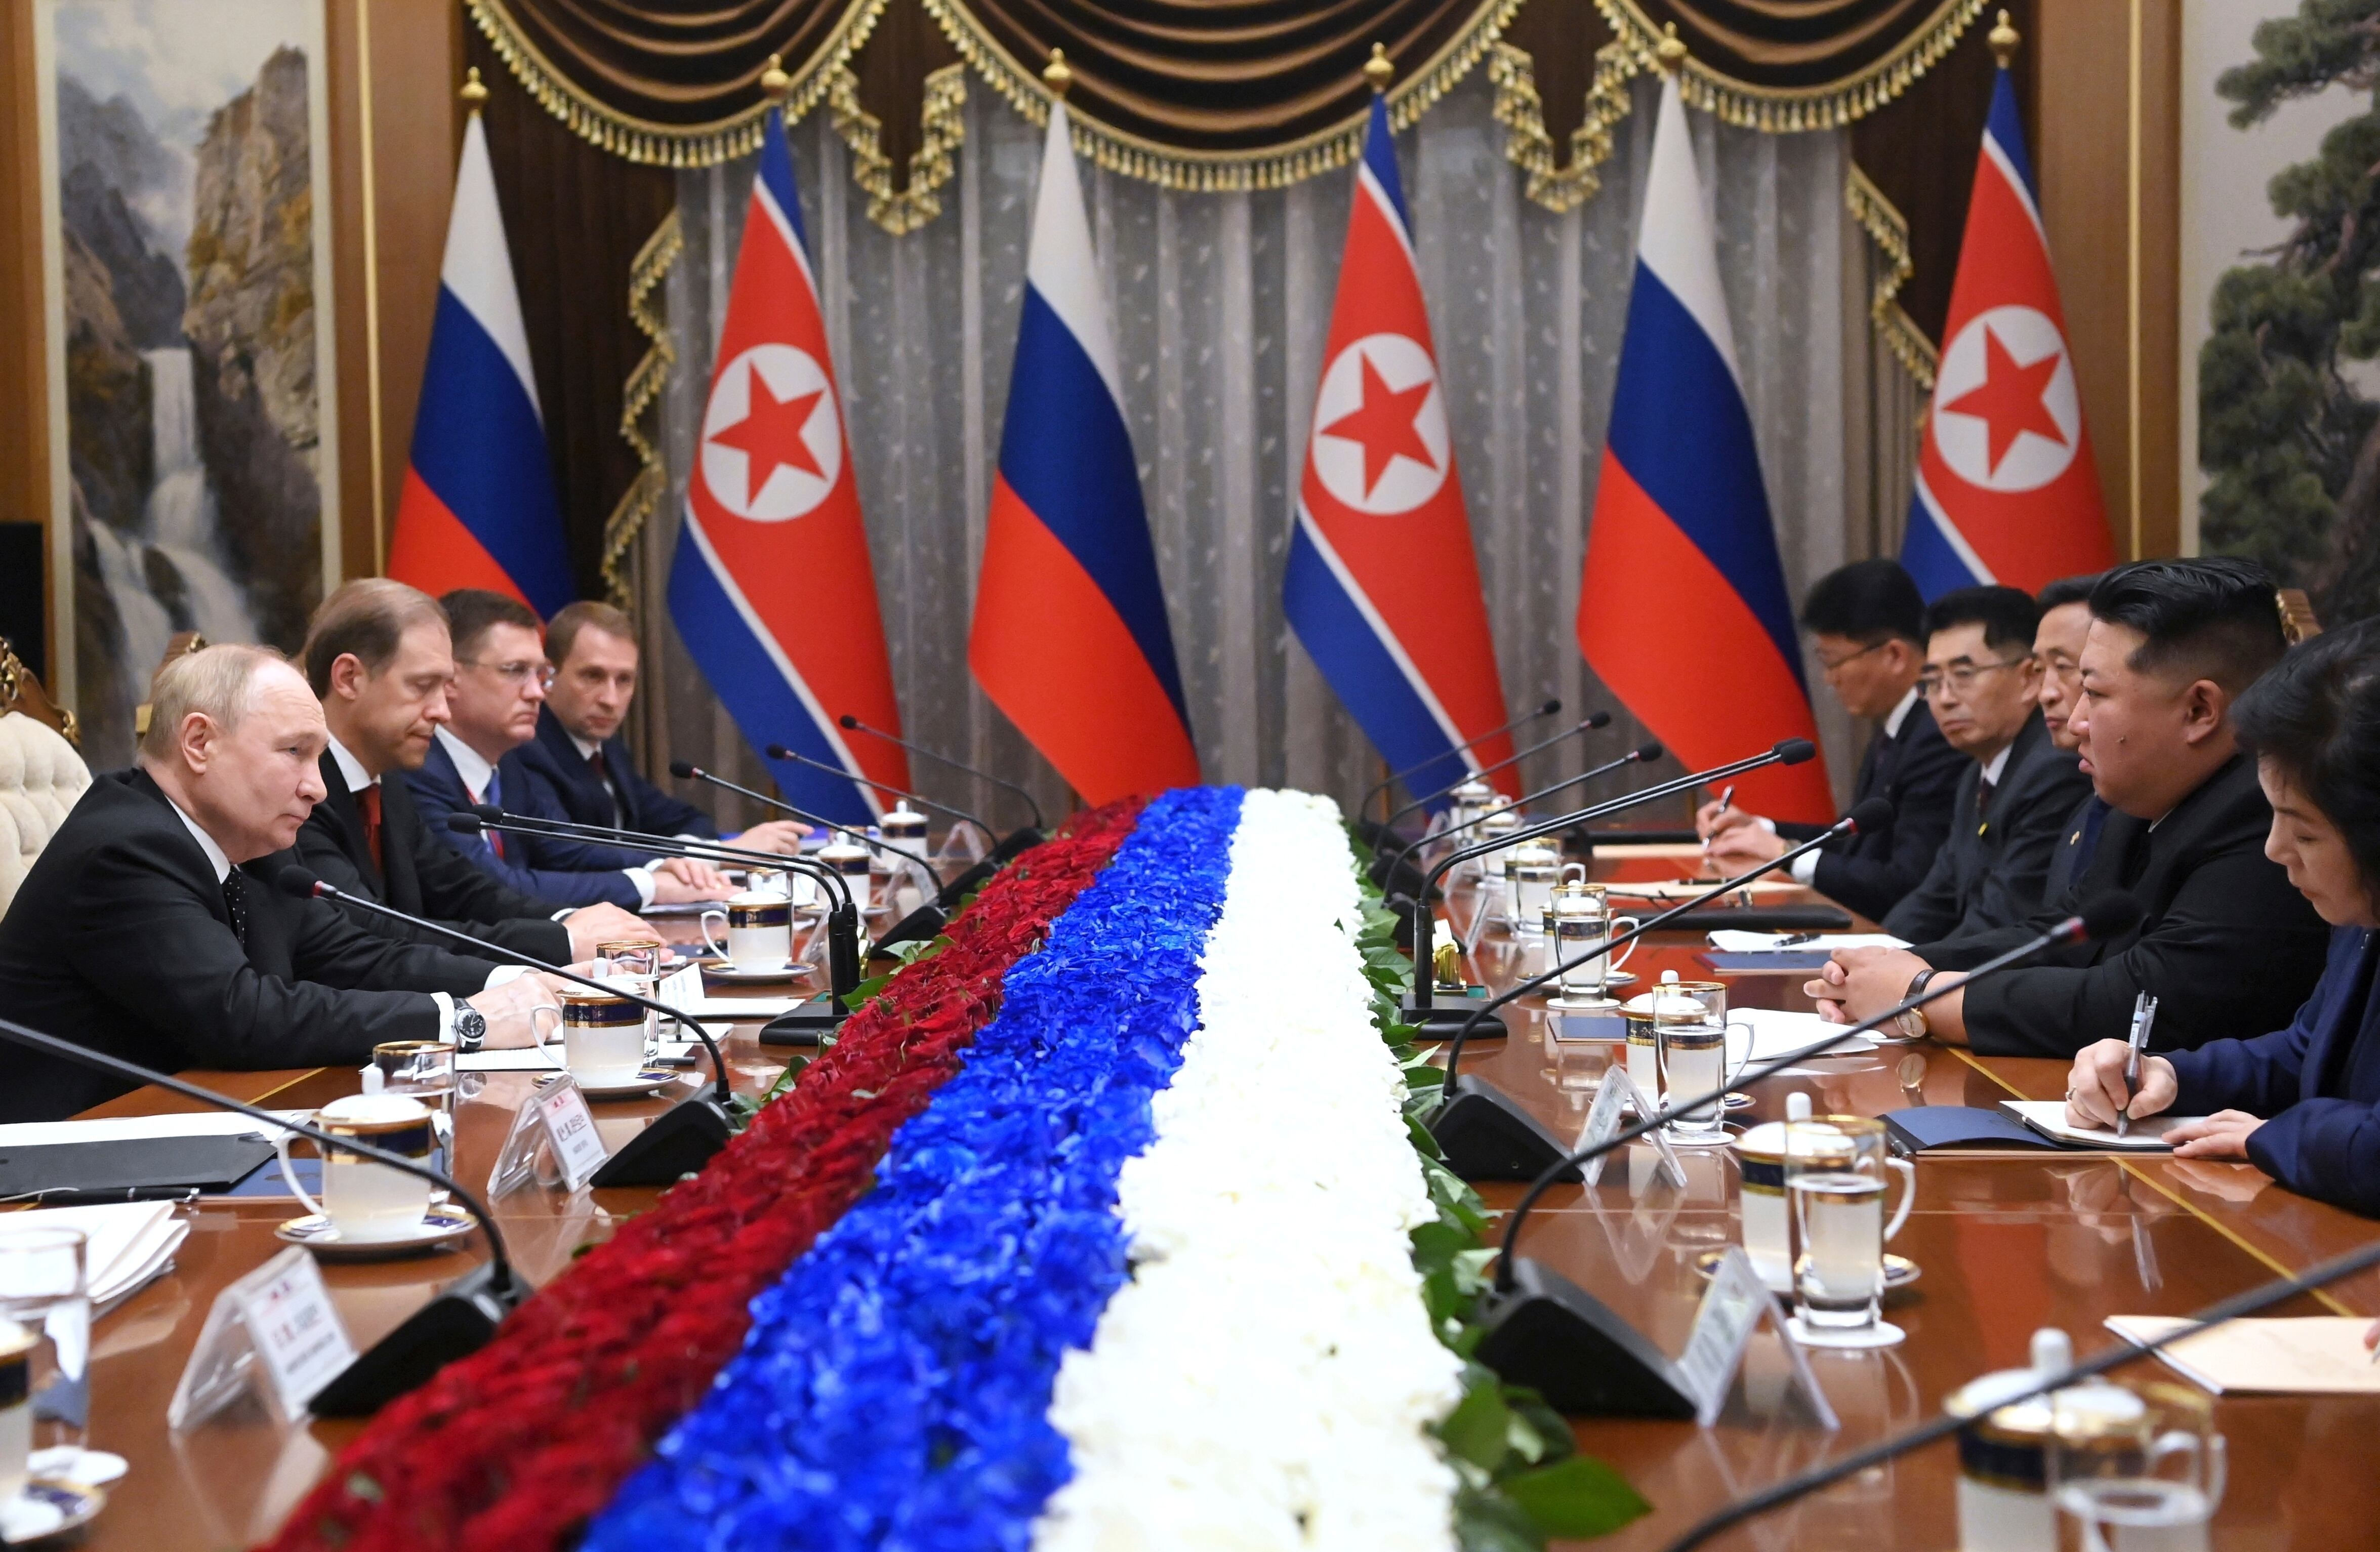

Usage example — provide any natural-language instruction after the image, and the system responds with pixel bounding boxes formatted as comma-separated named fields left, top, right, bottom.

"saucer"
left=701, top=961, right=810, bottom=984
left=1788, top=1315, right=1907, bottom=1350
left=1542, top=994, right=1621, bottom=1011
left=0, top=1480, right=105, bottom=1547
left=1723, top=1091, right=1757, bottom=1110
left=1695, top=1249, right=1919, bottom=1293
left=275, top=1208, right=474, bottom=1260
left=576, top=1069, right=693, bottom=1099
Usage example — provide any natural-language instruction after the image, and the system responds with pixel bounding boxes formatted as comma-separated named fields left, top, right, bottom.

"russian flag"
left=968, top=101, right=1199, bottom=805
left=385, top=111, right=571, bottom=616
left=1283, top=94, right=1515, bottom=811
left=1575, top=75, right=1832, bottom=823
left=666, top=106, right=910, bottom=825
left=1901, top=67, right=2112, bottom=599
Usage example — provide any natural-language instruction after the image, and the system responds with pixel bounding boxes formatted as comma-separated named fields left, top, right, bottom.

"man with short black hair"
left=1700, top=558, right=1965, bottom=922
left=2034, top=571, right=2110, bottom=901
left=1810, top=557, right=2331, bottom=1056
left=1881, top=586, right=2091, bottom=944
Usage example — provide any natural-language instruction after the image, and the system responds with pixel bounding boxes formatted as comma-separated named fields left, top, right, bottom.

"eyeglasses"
left=1917, top=658, right=2031, bottom=699
left=1815, top=638, right=1892, bottom=675
left=457, top=659, right=555, bottom=688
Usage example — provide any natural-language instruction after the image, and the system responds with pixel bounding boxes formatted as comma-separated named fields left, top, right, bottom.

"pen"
left=1704, top=785, right=1736, bottom=853
left=2116, top=992, right=2156, bottom=1138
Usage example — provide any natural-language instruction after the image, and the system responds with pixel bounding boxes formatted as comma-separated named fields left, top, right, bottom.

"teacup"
left=534, top=989, right=654, bottom=1085
left=818, top=834, right=873, bottom=912
left=275, top=1093, right=438, bottom=1242
left=700, top=891, right=794, bottom=971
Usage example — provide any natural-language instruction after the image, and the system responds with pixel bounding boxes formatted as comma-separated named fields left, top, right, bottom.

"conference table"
left=42, top=835, right=2380, bottom=1550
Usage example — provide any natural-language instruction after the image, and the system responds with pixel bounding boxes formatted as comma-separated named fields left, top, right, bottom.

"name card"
left=488, top=1074, right=606, bottom=1197
left=652, top=964, right=703, bottom=1011
left=169, top=1246, right=356, bottom=1430
left=1577, top=1068, right=1687, bottom=1189
left=1672, top=1246, right=1836, bottom=1431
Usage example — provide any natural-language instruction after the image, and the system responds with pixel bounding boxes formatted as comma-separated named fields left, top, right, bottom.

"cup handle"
left=530, top=1003, right=566, bottom=1068
left=700, top=909, right=730, bottom=958
left=1607, top=918, right=1640, bottom=970
left=1724, top=1016, right=1755, bottom=1087
left=1882, top=1155, right=1917, bottom=1241
left=275, top=1123, right=330, bottom=1220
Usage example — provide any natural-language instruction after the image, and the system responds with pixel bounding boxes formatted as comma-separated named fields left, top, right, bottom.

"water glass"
left=0, top=1231, right=90, bottom=1463
left=1654, top=1020, right=1746, bottom=1139
left=370, top=1039, right=456, bottom=1095
left=1509, top=852, right=1559, bottom=936
left=1786, top=1116, right=1915, bottom=1331
left=2049, top=1380, right=2224, bottom=1552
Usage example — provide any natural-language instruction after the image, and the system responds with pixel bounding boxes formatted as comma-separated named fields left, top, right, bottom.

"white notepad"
left=0, top=1111, right=304, bottom=1148
left=2000, top=1100, right=2210, bottom=1150
left=1706, top=931, right=1910, bottom=954
left=2106, top=1316, right=2380, bottom=1395
left=456, top=1037, right=717, bottom=1073
left=2, top=1202, right=190, bottom=1306
left=1730, top=1007, right=1877, bottom=1061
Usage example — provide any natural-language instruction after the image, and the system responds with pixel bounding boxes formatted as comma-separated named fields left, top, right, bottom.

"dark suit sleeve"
left=407, top=838, right=573, bottom=960
left=1959, top=844, right=2333, bottom=1058
left=1810, top=728, right=1965, bottom=922
left=510, top=760, right=662, bottom=870
left=1880, top=838, right=1963, bottom=945
left=2242, top=1098, right=2380, bottom=1215
left=2165, top=998, right=2323, bottom=1120
left=1963, top=764, right=2096, bottom=935
left=406, top=765, right=645, bottom=911
left=620, top=757, right=718, bottom=839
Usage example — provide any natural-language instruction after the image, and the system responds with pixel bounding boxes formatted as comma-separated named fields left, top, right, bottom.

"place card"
left=1576, top=1068, right=1687, bottom=1189
left=168, top=1246, right=356, bottom=1430
left=1672, top=1246, right=1836, bottom=1431
left=487, top=1075, right=606, bottom=1197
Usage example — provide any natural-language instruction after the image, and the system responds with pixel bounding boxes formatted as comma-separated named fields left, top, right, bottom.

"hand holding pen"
left=2116, top=992, right=2159, bottom=1138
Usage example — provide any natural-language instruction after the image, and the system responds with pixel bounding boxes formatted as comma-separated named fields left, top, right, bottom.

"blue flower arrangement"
left=583, top=785, right=1244, bottom=1552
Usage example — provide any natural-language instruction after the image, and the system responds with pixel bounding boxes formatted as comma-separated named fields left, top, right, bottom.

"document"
left=3, top=1201, right=189, bottom=1306
left=0, top=1111, right=303, bottom=1148
left=1706, top=931, right=1910, bottom=954
left=2001, top=1101, right=2210, bottom=1151
left=2105, top=1316, right=2380, bottom=1395
left=1730, top=1007, right=1875, bottom=1062
left=457, top=1037, right=717, bottom=1073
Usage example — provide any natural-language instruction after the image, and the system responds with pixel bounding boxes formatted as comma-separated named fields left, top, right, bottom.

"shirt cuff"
left=482, top=964, right=530, bottom=992
left=625, top=866, right=658, bottom=908
left=1757, top=817, right=1778, bottom=835
left=1790, top=850, right=1820, bottom=886
left=431, top=991, right=456, bottom=1041
left=551, top=907, right=575, bottom=922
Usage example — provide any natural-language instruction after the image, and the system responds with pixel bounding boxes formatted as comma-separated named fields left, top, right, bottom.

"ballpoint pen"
left=1703, top=784, right=1736, bottom=854
left=2116, top=992, right=2158, bottom=1138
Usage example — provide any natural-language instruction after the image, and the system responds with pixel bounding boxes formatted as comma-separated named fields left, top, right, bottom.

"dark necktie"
left=480, top=767, right=507, bottom=860
left=355, top=783, right=385, bottom=874
left=588, top=747, right=620, bottom=826
left=221, top=868, right=250, bottom=945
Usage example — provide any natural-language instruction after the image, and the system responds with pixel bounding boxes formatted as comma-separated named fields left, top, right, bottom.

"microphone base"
left=1429, top=1076, right=1581, bottom=1182
left=990, top=826, right=1046, bottom=862
left=588, top=1097, right=734, bottom=1188
left=308, top=1258, right=526, bottom=1417
left=869, top=903, right=947, bottom=959
left=1400, top=995, right=1508, bottom=1034
left=934, top=857, right=1001, bottom=909
left=1475, top=1257, right=1698, bottom=1418
left=758, top=993, right=852, bottom=1045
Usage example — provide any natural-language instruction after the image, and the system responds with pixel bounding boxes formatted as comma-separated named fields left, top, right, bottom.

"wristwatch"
left=1896, top=968, right=1938, bottom=1040
left=453, top=1006, right=488, bottom=1055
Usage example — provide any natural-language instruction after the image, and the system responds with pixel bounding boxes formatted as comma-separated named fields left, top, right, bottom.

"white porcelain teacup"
left=700, top=891, right=795, bottom=971
left=533, top=989, right=654, bottom=1086
left=275, top=1093, right=438, bottom=1242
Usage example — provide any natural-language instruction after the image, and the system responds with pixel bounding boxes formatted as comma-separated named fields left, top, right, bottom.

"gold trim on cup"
left=560, top=989, right=646, bottom=1030
left=726, top=899, right=793, bottom=929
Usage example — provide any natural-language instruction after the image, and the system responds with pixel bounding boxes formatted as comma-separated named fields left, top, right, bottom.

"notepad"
left=2002, top=1101, right=2210, bottom=1150
left=2105, top=1316, right=2380, bottom=1395
left=1731, top=1007, right=1877, bottom=1062
left=1883, top=1103, right=2210, bottom=1154
left=3, top=1202, right=190, bottom=1308
left=1706, top=931, right=1909, bottom=954
left=457, top=1037, right=716, bottom=1073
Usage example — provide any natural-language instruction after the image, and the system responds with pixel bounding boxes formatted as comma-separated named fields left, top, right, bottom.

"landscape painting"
left=38, top=0, right=338, bottom=767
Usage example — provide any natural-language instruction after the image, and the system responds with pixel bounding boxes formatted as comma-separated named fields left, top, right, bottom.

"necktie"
left=481, top=767, right=507, bottom=860
left=588, top=747, right=620, bottom=826
left=222, top=868, right=250, bottom=946
left=355, top=782, right=385, bottom=875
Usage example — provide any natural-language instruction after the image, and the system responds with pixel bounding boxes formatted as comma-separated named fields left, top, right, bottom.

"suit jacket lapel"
left=315, top=753, right=384, bottom=894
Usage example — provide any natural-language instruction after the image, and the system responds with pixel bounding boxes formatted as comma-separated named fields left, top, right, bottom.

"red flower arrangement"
left=261, top=799, right=1148, bottom=1552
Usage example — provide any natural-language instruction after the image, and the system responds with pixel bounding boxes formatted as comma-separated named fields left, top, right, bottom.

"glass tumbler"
left=0, top=1230, right=90, bottom=1466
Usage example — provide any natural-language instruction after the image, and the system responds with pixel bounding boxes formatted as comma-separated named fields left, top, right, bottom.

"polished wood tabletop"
left=35, top=841, right=2380, bottom=1550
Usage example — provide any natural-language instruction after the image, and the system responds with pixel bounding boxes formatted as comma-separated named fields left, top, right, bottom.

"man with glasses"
left=1879, top=587, right=2091, bottom=944
left=1700, top=559, right=1964, bottom=922
left=407, top=591, right=731, bottom=910
left=2034, top=573, right=2111, bottom=902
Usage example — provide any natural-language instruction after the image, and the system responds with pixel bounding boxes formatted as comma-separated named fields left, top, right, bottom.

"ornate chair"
left=0, top=639, right=93, bottom=918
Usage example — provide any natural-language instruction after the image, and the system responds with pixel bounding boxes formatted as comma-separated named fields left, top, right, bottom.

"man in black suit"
left=0, top=646, right=563, bottom=1121
left=2033, top=571, right=2113, bottom=905
left=1882, top=586, right=2092, bottom=944
left=294, top=580, right=658, bottom=963
left=512, top=600, right=809, bottom=857
left=1700, top=559, right=1965, bottom=922
left=1810, top=558, right=2332, bottom=1057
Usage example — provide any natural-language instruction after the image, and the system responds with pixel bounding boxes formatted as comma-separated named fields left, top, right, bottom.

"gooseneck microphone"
left=664, top=761, right=935, bottom=876
left=1428, top=797, right=1893, bottom=1181
left=762, top=743, right=1046, bottom=873
left=764, top=744, right=989, bottom=836
left=1401, top=739, right=1817, bottom=1029
left=0, top=1010, right=522, bottom=1417
left=838, top=714, right=1046, bottom=830
left=668, top=760, right=995, bottom=919
left=1360, top=699, right=1563, bottom=824
left=1377, top=712, right=1612, bottom=844
left=1473, top=892, right=2144, bottom=1417
left=275, top=866, right=738, bottom=1191
left=1379, top=737, right=1659, bottom=890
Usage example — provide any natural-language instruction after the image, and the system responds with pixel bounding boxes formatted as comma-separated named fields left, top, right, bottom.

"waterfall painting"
left=34, top=0, right=339, bottom=767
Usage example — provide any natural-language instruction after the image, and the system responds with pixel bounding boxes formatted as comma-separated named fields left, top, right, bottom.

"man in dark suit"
left=1810, top=558, right=2332, bottom=1057
left=1883, top=586, right=2092, bottom=944
left=0, top=646, right=561, bottom=1121
left=407, top=591, right=733, bottom=911
left=2033, top=571, right=2112, bottom=905
left=294, top=580, right=658, bottom=962
left=1700, top=559, right=1965, bottom=922
left=512, top=600, right=808, bottom=861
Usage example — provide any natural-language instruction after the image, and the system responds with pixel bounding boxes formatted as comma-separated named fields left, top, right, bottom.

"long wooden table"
left=40, top=845, right=2380, bottom=1550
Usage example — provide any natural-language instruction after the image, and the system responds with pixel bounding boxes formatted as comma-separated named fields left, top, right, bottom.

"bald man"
left=0, top=645, right=560, bottom=1121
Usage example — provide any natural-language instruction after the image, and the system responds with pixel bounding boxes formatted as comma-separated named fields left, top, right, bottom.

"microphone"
left=838, top=713, right=1046, bottom=830
left=449, top=810, right=866, bottom=1033
left=1473, top=892, right=2143, bottom=1417
left=1663, top=1241, right=2380, bottom=1552
left=665, top=761, right=936, bottom=876
left=1359, top=698, right=1562, bottom=825
left=1376, top=712, right=1612, bottom=846
left=1377, top=737, right=1659, bottom=893
left=1401, top=739, right=1817, bottom=1030
left=0, top=1010, right=523, bottom=1417
left=1426, top=797, right=1893, bottom=1181
left=275, top=866, right=740, bottom=1191
left=763, top=743, right=1046, bottom=881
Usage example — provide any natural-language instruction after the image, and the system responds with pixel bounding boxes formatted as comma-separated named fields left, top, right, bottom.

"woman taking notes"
left=2066, top=619, right=2380, bottom=1216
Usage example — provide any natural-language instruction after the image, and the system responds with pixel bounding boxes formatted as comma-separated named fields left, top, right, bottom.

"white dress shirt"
left=438, top=727, right=657, bottom=907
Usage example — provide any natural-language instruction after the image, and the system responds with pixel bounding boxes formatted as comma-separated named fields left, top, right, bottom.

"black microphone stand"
left=1377, top=737, right=1655, bottom=893
left=282, top=868, right=738, bottom=1191
left=839, top=713, right=1047, bottom=831
left=673, top=760, right=991, bottom=918
left=765, top=742, right=1042, bottom=863
left=1473, top=902, right=2133, bottom=1416
left=0, top=1012, right=522, bottom=1417
left=1402, top=740, right=1815, bottom=1030
left=1359, top=698, right=1564, bottom=829
left=1374, top=713, right=1608, bottom=856
left=1428, top=807, right=1874, bottom=1180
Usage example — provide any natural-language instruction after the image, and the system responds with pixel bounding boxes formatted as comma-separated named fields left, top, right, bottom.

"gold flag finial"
left=459, top=66, right=488, bottom=107
left=1363, top=42, right=1394, bottom=94
left=1654, top=21, right=1689, bottom=73
left=759, top=52, right=790, bottom=100
left=1988, top=9, right=2020, bottom=69
left=1043, top=47, right=1073, bottom=97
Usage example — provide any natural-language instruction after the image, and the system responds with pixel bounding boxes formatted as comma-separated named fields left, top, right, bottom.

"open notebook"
left=1884, top=1101, right=2208, bottom=1154
left=2106, top=1316, right=2380, bottom=1395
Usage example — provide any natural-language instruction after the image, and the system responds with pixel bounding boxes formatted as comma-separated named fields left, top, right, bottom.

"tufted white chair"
left=0, top=710, right=92, bottom=918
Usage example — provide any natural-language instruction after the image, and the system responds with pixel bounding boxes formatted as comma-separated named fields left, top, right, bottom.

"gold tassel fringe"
left=1845, top=162, right=1940, bottom=389
left=600, top=209, right=683, bottom=611
left=826, top=61, right=968, bottom=234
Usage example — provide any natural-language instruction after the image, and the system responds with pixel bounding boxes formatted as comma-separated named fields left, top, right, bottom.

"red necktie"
left=355, top=783, right=385, bottom=874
